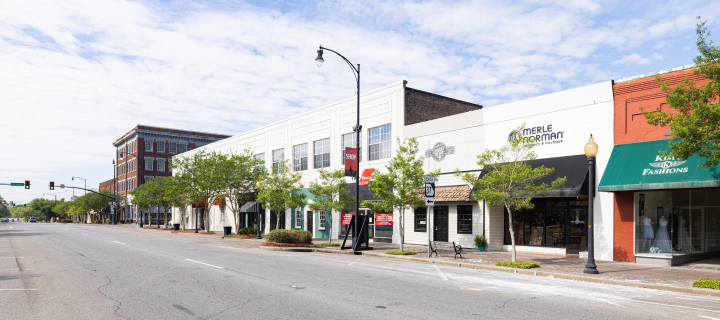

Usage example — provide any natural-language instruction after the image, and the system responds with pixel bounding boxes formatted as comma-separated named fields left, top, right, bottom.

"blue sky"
left=0, top=0, right=718, bottom=204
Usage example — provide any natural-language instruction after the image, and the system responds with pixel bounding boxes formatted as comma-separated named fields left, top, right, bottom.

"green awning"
left=598, top=139, right=720, bottom=191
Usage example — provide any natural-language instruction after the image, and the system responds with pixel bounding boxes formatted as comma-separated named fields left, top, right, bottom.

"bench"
left=429, top=241, right=463, bottom=259
left=452, top=241, right=463, bottom=259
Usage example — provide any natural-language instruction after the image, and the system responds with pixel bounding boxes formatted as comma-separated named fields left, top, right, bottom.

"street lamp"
left=255, top=181, right=262, bottom=239
left=72, top=176, right=87, bottom=223
left=316, top=45, right=362, bottom=249
left=584, top=135, right=599, bottom=274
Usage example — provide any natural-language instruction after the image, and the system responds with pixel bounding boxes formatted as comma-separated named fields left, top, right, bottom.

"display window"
left=504, top=198, right=588, bottom=252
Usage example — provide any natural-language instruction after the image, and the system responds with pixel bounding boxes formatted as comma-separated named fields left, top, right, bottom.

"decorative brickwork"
left=404, top=87, right=482, bottom=126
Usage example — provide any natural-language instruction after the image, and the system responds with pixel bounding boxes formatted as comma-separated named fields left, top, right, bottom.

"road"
left=1, top=222, right=720, bottom=319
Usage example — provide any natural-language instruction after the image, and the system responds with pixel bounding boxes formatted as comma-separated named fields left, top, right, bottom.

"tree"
left=155, top=176, right=176, bottom=228
left=642, top=18, right=720, bottom=167
left=52, top=201, right=73, bottom=219
left=219, top=150, right=264, bottom=233
left=77, top=190, right=116, bottom=222
left=257, top=155, right=306, bottom=230
left=131, top=180, right=161, bottom=226
left=455, top=124, right=566, bottom=262
left=366, top=137, right=439, bottom=252
left=167, top=172, right=193, bottom=230
left=308, top=168, right=354, bottom=243
left=172, top=149, right=226, bottom=232
left=29, top=198, right=56, bottom=221
left=0, top=195, right=10, bottom=218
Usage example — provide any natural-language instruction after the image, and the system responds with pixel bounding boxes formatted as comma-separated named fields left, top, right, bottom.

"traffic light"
left=49, top=181, right=55, bottom=190
left=9, top=201, right=13, bottom=206
left=24, top=180, right=30, bottom=189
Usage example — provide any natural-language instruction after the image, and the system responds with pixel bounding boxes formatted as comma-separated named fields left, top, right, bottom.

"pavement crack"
left=98, top=275, right=127, bottom=319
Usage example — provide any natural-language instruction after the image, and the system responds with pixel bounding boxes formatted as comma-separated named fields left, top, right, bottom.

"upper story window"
left=272, top=149, right=284, bottom=172
left=146, top=158, right=154, bottom=170
left=157, top=159, right=165, bottom=172
left=293, top=144, right=308, bottom=171
left=169, top=142, right=177, bottom=154
left=342, top=133, right=361, bottom=165
left=118, top=150, right=122, bottom=159
left=368, top=124, right=391, bottom=161
left=178, top=144, right=187, bottom=153
left=157, top=141, right=165, bottom=153
left=254, top=153, right=265, bottom=172
left=145, top=176, right=154, bottom=183
left=145, top=140, right=153, bottom=152
left=313, top=138, right=330, bottom=169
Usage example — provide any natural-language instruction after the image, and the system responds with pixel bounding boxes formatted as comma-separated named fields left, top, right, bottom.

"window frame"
left=414, top=207, right=427, bottom=232
left=313, top=138, right=331, bottom=169
left=368, top=124, right=391, bottom=161
left=169, top=142, right=177, bottom=154
left=293, top=144, right=308, bottom=172
left=146, top=158, right=154, bottom=171
left=295, top=208, right=302, bottom=229
left=457, top=205, right=473, bottom=234
left=319, top=211, right=326, bottom=230
left=157, top=158, right=165, bottom=172
left=178, top=143, right=187, bottom=153
left=272, top=149, right=284, bottom=172
left=145, top=140, right=153, bottom=152
left=157, top=141, right=165, bottom=153
left=341, top=132, right=361, bottom=165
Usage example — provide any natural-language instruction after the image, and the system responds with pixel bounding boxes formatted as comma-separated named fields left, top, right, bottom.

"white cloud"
left=611, top=52, right=663, bottom=65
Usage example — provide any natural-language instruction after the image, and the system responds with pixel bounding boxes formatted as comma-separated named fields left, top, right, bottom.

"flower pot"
left=478, top=247, right=483, bottom=252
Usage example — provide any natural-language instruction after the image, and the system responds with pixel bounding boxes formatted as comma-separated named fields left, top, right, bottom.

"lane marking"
left=112, top=241, right=127, bottom=245
left=432, top=264, right=448, bottom=281
left=700, top=317, right=720, bottom=320
left=348, top=258, right=362, bottom=266
left=185, top=259, right=223, bottom=269
left=81, top=233, right=89, bottom=236
left=0, top=289, right=37, bottom=291
left=628, top=299, right=720, bottom=313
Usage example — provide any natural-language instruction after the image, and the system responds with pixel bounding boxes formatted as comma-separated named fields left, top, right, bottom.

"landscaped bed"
left=262, top=229, right=314, bottom=247
left=261, top=242, right=318, bottom=248
left=317, top=243, right=340, bottom=247
left=496, top=261, right=540, bottom=269
left=693, top=278, right=720, bottom=290
left=171, top=230, right=196, bottom=233
left=225, top=234, right=257, bottom=239
left=386, top=250, right=417, bottom=255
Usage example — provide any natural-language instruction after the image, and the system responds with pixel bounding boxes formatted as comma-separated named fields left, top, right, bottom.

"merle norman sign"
left=507, top=124, right=564, bottom=146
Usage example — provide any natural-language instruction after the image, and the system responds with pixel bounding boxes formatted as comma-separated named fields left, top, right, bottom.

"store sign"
left=424, top=142, right=455, bottom=162
left=643, top=155, right=689, bottom=175
left=344, top=147, right=358, bottom=177
left=507, top=124, right=564, bottom=146
left=375, top=213, right=393, bottom=226
left=359, top=168, right=373, bottom=185
left=341, top=213, right=354, bottom=225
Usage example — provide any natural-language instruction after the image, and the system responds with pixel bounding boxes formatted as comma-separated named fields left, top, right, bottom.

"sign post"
left=425, top=176, right=435, bottom=258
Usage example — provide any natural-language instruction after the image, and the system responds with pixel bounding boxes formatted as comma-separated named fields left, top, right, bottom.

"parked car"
left=1, top=218, right=8, bottom=222
left=29, top=217, right=37, bottom=223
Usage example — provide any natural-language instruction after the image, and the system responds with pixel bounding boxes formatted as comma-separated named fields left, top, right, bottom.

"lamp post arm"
left=320, top=46, right=359, bottom=83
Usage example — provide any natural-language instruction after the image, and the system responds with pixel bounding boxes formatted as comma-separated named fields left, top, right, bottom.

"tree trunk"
left=276, top=211, right=281, bottom=230
left=327, top=212, right=332, bottom=244
left=235, top=212, right=240, bottom=234
left=399, top=209, right=404, bottom=252
left=506, top=205, right=517, bottom=262
left=164, top=208, right=169, bottom=228
left=204, top=205, right=210, bottom=232
left=181, top=207, right=186, bottom=230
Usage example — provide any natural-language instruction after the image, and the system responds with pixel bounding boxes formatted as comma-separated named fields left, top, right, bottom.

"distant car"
left=29, top=217, right=37, bottom=223
left=1, top=218, right=8, bottom=222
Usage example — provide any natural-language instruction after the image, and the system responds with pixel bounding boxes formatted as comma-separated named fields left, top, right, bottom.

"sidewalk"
left=295, top=240, right=720, bottom=296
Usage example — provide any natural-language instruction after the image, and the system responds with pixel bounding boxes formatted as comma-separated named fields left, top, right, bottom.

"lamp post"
left=73, top=176, right=86, bottom=223
left=584, top=135, right=599, bottom=274
left=255, top=181, right=262, bottom=239
left=315, top=45, right=361, bottom=248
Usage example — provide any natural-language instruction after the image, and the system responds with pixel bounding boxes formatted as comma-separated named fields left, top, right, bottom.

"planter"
left=173, top=223, right=180, bottom=231
left=223, top=226, right=232, bottom=236
left=478, top=247, right=483, bottom=252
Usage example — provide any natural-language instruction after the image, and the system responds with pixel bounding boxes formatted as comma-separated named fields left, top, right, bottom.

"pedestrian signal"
left=49, top=181, right=55, bottom=190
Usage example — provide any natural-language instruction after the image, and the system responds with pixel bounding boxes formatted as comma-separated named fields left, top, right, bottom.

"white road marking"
left=1, top=257, right=25, bottom=258
left=112, top=241, right=127, bottom=245
left=700, top=316, right=720, bottom=320
left=81, top=233, right=89, bottom=235
left=0, top=289, right=37, bottom=291
left=185, top=259, right=223, bottom=269
left=348, top=257, right=362, bottom=266
left=432, top=264, right=448, bottom=281
left=628, top=299, right=720, bottom=313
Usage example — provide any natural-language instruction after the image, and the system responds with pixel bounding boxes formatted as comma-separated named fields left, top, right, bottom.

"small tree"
left=366, top=137, right=439, bottom=252
left=219, top=150, right=264, bottom=233
left=308, top=168, right=354, bottom=243
left=131, top=182, right=160, bottom=226
left=455, top=124, right=566, bottom=262
left=167, top=172, right=193, bottom=230
left=642, top=18, right=720, bottom=167
left=154, top=176, right=176, bottom=228
left=257, top=155, right=306, bottom=231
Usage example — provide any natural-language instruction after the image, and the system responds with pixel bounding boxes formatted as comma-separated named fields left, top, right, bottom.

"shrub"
left=693, top=278, right=720, bottom=290
left=386, top=250, right=417, bottom=255
left=92, top=220, right=101, bottom=224
left=238, top=227, right=257, bottom=236
left=266, top=229, right=312, bottom=243
left=474, top=234, right=488, bottom=250
left=119, top=220, right=125, bottom=224
left=496, top=261, right=540, bottom=269
left=317, top=243, right=340, bottom=247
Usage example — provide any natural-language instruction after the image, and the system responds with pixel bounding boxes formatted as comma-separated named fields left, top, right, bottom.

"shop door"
left=307, top=211, right=314, bottom=236
left=567, top=208, right=587, bottom=253
left=434, top=206, right=449, bottom=242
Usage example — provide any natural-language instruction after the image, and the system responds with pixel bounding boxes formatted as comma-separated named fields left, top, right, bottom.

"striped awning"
left=240, top=201, right=260, bottom=213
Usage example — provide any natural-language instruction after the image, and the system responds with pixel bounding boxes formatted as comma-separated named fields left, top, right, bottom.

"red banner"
left=341, top=213, right=354, bottom=225
left=344, top=147, right=358, bottom=177
left=375, top=213, right=393, bottom=226
left=359, top=168, right=373, bottom=185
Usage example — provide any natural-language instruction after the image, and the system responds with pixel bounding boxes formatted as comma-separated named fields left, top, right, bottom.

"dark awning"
left=345, top=183, right=383, bottom=201
left=240, top=201, right=260, bottom=213
left=475, top=154, right=589, bottom=198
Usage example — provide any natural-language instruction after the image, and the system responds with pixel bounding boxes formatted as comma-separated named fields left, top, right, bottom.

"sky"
left=1, top=0, right=718, bottom=204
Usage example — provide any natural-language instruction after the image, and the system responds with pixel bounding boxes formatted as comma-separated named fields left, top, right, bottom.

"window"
left=146, top=158, right=154, bottom=170
left=295, top=208, right=302, bottom=229
left=341, top=133, right=361, bottom=165
left=119, top=149, right=123, bottom=159
left=313, top=138, right=330, bottom=169
left=414, top=207, right=427, bottom=232
left=169, top=142, right=177, bottom=154
left=145, top=140, right=153, bottom=152
left=254, top=153, right=265, bottom=172
left=293, top=144, right=308, bottom=171
left=157, top=141, right=165, bottom=152
left=272, top=149, right=284, bottom=172
left=178, top=143, right=187, bottom=153
left=145, top=176, right=153, bottom=183
left=157, top=159, right=165, bottom=172
left=319, top=211, right=326, bottom=230
left=457, top=205, right=473, bottom=234
left=368, top=124, right=391, bottom=161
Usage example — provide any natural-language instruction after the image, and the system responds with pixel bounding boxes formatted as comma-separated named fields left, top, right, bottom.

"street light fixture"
left=584, top=134, right=599, bottom=275
left=315, top=45, right=362, bottom=250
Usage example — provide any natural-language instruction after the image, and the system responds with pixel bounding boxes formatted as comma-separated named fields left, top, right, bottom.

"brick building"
left=99, top=178, right=114, bottom=192
left=112, top=125, right=230, bottom=222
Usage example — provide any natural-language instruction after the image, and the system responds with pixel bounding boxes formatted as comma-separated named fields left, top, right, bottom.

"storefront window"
left=414, top=208, right=426, bottom=232
left=504, top=198, right=587, bottom=251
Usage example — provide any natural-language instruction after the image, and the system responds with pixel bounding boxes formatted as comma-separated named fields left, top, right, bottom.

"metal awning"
left=240, top=201, right=260, bottom=213
left=422, top=185, right=473, bottom=203
left=598, top=139, right=720, bottom=191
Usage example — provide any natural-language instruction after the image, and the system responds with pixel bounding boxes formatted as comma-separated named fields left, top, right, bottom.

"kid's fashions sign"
left=344, top=147, right=358, bottom=177
left=375, top=213, right=393, bottom=226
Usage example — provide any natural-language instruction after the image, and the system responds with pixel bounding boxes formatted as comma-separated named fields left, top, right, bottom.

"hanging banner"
left=359, top=168, right=373, bottom=185
left=341, top=213, right=354, bottom=225
left=344, top=147, right=358, bottom=177
left=375, top=213, right=393, bottom=226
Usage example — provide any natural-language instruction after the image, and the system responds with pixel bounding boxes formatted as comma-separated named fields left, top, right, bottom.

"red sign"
left=341, top=213, right=354, bottom=225
left=375, top=213, right=393, bottom=226
left=359, top=168, right=373, bottom=185
left=344, top=147, right=358, bottom=177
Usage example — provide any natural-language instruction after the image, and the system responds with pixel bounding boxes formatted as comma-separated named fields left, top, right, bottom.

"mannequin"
left=642, top=215, right=654, bottom=252
left=653, top=216, right=672, bottom=253
left=678, top=219, right=691, bottom=252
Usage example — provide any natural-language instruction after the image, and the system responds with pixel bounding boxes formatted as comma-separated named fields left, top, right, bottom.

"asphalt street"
left=2, top=222, right=720, bottom=320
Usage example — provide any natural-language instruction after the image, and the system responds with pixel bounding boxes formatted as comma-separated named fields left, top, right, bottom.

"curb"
left=260, top=247, right=720, bottom=297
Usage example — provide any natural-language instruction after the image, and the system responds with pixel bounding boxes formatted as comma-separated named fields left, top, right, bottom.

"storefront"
left=599, top=139, right=720, bottom=266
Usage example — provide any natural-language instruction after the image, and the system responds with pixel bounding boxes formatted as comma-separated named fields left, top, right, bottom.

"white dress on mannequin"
left=643, top=217, right=654, bottom=239
left=653, top=217, right=672, bottom=253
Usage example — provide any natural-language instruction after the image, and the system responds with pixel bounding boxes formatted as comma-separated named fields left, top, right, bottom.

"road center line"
left=185, top=259, right=223, bottom=269
left=112, top=241, right=127, bottom=245
left=628, top=299, right=720, bottom=313
left=348, top=257, right=362, bottom=266
left=0, top=289, right=37, bottom=291
left=432, top=264, right=448, bottom=281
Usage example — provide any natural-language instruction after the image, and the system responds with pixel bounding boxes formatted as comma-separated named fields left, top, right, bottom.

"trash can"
left=223, top=226, right=232, bottom=236
left=173, top=223, right=180, bottom=231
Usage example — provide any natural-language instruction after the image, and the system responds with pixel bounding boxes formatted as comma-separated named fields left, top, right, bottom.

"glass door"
left=567, top=208, right=587, bottom=252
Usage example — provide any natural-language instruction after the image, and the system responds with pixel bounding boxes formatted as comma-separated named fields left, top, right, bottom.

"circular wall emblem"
left=425, top=142, right=455, bottom=162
